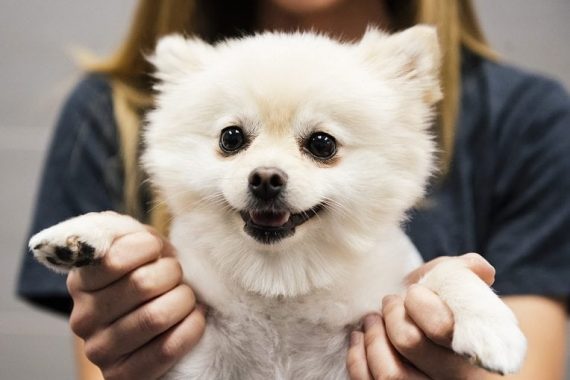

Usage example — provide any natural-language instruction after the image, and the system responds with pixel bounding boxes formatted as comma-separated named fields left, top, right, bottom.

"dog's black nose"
left=248, top=167, right=288, bottom=200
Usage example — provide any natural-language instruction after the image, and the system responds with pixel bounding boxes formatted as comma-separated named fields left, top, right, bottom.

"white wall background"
left=0, top=1, right=568, bottom=378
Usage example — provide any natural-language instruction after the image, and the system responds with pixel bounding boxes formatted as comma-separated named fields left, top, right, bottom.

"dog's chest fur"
left=165, top=222, right=422, bottom=380
left=168, top=294, right=371, bottom=380
left=181, top=302, right=355, bottom=380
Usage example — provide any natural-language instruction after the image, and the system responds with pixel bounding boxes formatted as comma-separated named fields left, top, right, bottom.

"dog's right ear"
left=149, top=34, right=215, bottom=84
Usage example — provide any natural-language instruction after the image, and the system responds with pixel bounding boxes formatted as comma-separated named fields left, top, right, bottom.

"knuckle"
left=181, top=285, right=197, bottom=308
left=101, top=371, right=117, bottom=380
left=104, top=248, right=123, bottom=271
left=84, top=340, right=108, bottom=366
left=170, top=259, right=183, bottom=283
left=102, top=367, right=126, bottom=380
left=156, top=257, right=183, bottom=287
left=138, top=304, right=168, bottom=333
left=129, top=266, right=155, bottom=297
left=392, top=325, right=423, bottom=352
left=66, top=272, right=80, bottom=295
left=170, top=284, right=196, bottom=312
left=426, top=319, right=453, bottom=344
left=405, top=283, right=422, bottom=301
left=139, top=231, right=163, bottom=254
left=187, top=312, right=207, bottom=340
left=69, top=311, right=92, bottom=338
left=69, top=301, right=97, bottom=338
left=135, top=231, right=163, bottom=255
left=102, top=358, right=140, bottom=380
left=157, top=336, right=184, bottom=362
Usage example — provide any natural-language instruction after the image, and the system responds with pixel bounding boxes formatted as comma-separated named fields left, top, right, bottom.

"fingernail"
left=407, top=283, right=420, bottom=292
left=463, top=252, right=488, bottom=266
left=381, top=294, right=396, bottom=309
left=350, top=331, right=362, bottom=347
left=363, top=314, right=380, bottom=331
left=463, top=252, right=495, bottom=275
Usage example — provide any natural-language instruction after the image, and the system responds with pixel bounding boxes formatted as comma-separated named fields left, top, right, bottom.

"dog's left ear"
left=148, top=34, right=215, bottom=84
left=359, top=25, right=442, bottom=105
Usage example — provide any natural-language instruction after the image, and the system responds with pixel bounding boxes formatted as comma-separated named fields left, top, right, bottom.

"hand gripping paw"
left=420, top=260, right=527, bottom=375
left=29, top=211, right=145, bottom=273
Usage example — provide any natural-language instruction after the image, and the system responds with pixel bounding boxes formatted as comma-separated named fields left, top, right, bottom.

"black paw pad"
left=55, top=246, right=73, bottom=262
left=34, top=238, right=98, bottom=270
left=74, top=242, right=96, bottom=267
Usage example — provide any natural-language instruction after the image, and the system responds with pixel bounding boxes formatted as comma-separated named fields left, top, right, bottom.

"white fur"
left=30, top=26, right=525, bottom=378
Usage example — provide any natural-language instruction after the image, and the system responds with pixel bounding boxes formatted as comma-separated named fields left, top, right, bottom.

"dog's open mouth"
left=240, top=204, right=323, bottom=244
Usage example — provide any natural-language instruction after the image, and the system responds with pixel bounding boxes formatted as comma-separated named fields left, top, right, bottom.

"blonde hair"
left=87, top=0, right=496, bottom=234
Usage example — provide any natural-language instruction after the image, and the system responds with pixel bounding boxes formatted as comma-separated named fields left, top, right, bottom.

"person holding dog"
left=18, top=0, right=570, bottom=379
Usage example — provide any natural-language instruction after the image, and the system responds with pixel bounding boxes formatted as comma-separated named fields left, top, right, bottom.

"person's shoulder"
left=64, top=72, right=113, bottom=112
left=46, top=73, right=121, bottom=166
left=75, top=72, right=112, bottom=92
left=470, top=52, right=570, bottom=114
left=463, top=52, right=570, bottom=147
left=54, top=73, right=118, bottom=140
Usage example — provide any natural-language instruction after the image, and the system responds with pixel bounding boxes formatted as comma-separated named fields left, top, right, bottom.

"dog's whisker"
left=147, top=188, right=232, bottom=217
left=321, top=197, right=361, bottom=225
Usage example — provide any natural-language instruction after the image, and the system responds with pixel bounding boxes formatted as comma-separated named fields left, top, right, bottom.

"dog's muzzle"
left=241, top=167, right=323, bottom=244
left=240, top=205, right=323, bottom=244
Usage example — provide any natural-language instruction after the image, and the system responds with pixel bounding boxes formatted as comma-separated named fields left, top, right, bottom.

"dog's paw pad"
left=452, top=315, right=526, bottom=375
left=28, top=212, right=145, bottom=274
left=30, top=234, right=98, bottom=273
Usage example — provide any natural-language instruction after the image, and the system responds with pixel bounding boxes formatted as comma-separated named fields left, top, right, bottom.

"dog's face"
left=144, top=27, right=440, bottom=296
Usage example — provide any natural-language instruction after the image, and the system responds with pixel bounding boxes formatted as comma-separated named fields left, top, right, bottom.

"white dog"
left=31, top=26, right=526, bottom=379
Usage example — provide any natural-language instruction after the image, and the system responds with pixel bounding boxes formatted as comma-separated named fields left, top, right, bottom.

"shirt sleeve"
left=16, top=75, right=124, bottom=315
left=485, top=77, right=570, bottom=301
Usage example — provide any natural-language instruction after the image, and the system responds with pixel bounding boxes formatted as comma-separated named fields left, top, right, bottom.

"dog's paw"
left=452, top=305, right=526, bottom=375
left=30, top=233, right=97, bottom=273
left=420, top=260, right=526, bottom=375
left=29, top=211, right=144, bottom=273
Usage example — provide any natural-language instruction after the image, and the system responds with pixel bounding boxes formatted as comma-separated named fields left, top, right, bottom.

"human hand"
left=347, top=253, right=496, bottom=379
left=66, top=224, right=206, bottom=380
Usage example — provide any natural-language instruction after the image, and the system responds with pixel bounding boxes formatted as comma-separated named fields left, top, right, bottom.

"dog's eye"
left=306, top=132, right=336, bottom=159
left=220, top=127, right=245, bottom=153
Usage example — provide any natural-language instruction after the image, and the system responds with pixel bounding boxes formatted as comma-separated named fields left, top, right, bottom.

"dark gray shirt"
left=18, top=52, right=570, bottom=314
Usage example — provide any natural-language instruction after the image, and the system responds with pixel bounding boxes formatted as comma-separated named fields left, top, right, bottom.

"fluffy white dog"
left=31, top=26, right=526, bottom=379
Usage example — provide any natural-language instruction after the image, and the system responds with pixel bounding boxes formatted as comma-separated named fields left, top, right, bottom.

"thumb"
left=405, top=253, right=495, bottom=286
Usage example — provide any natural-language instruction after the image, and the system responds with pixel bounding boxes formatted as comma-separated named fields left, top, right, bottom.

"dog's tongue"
left=250, top=210, right=291, bottom=227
